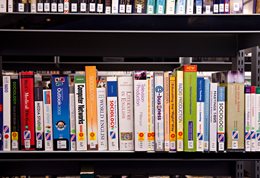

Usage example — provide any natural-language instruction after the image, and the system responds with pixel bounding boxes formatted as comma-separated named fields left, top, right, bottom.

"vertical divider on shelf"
left=251, top=161, right=260, bottom=178
left=54, top=56, right=61, bottom=70
left=236, top=161, right=244, bottom=178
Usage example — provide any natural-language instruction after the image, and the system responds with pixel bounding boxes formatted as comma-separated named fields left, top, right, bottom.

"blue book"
left=219, top=0, right=225, bottom=13
left=213, top=0, right=219, bottom=13
left=156, top=0, right=166, bottom=14
left=52, top=75, right=70, bottom=151
left=196, top=0, right=203, bottom=13
left=0, top=87, right=3, bottom=151
left=197, top=77, right=205, bottom=152
left=147, top=0, right=155, bottom=13
left=204, top=78, right=210, bottom=152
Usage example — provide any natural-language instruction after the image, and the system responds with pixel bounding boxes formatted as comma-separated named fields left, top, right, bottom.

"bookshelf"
left=0, top=13, right=260, bottom=178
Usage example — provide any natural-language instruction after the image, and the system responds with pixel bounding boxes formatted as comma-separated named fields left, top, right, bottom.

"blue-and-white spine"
left=251, top=88, right=256, bottom=152
left=154, top=72, right=164, bottom=151
left=245, top=88, right=251, bottom=152
left=176, top=0, right=186, bottom=14
left=43, top=89, right=53, bottom=151
left=107, top=77, right=119, bottom=151
left=196, top=0, right=202, bottom=13
left=210, top=82, right=217, bottom=152
left=217, top=86, right=225, bottom=152
left=204, top=78, right=210, bottom=152
left=3, top=76, right=11, bottom=151
left=197, top=77, right=205, bottom=152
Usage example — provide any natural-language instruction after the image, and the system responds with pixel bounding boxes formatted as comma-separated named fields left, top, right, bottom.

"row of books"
left=0, top=176, right=233, bottom=178
left=0, top=65, right=249, bottom=152
left=0, top=0, right=259, bottom=14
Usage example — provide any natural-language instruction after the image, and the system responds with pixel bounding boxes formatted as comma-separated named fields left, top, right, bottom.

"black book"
left=89, top=0, right=96, bottom=12
left=18, top=0, right=29, bottom=12
left=51, top=0, right=58, bottom=12
left=119, top=0, right=125, bottom=13
left=104, top=0, right=111, bottom=13
left=57, top=0, right=63, bottom=12
left=125, top=0, right=132, bottom=13
left=70, top=0, right=78, bottom=12
left=79, top=0, right=87, bottom=12
left=97, top=0, right=104, bottom=12
left=44, top=0, right=50, bottom=12
left=37, top=0, right=44, bottom=12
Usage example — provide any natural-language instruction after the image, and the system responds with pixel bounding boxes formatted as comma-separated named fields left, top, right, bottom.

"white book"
left=186, top=0, right=194, bottom=14
left=35, top=100, right=44, bottom=150
left=217, top=86, right=225, bottom=152
left=251, top=87, right=257, bottom=152
left=107, top=77, right=119, bottom=150
left=69, top=76, right=76, bottom=151
left=0, top=0, right=6, bottom=12
left=209, top=82, right=217, bottom=152
left=7, top=0, right=12, bottom=12
left=147, top=72, right=155, bottom=152
left=196, top=77, right=204, bottom=152
left=31, top=0, right=37, bottom=12
left=98, top=71, right=132, bottom=77
left=256, top=87, right=260, bottom=152
left=245, top=87, right=251, bottom=152
left=154, top=72, right=164, bottom=151
left=166, top=0, right=176, bottom=14
left=112, top=0, right=119, bottom=13
left=118, top=76, right=134, bottom=151
left=3, top=76, right=11, bottom=151
left=43, top=89, right=53, bottom=151
left=74, top=75, right=87, bottom=151
left=97, top=77, right=108, bottom=151
left=134, top=71, right=148, bottom=151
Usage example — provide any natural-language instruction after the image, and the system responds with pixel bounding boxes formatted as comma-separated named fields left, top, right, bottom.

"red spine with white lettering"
left=19, top=72, right=36, bottom=150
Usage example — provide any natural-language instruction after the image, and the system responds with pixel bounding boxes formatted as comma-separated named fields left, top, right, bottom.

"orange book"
left=164, top=72, right=170, bottom=152
left=85, top=66, right=98, bottom=150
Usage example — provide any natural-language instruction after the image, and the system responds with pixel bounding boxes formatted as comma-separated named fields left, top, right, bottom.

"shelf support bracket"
left=251, top=46, right=260, bottom=86
left=251, top=161, right=260, bottom=178
left=54, top=56, right=60, bottom=70
left=232, top=50, right=245, bottom=73
left=236, top=161, right=244, bottom=178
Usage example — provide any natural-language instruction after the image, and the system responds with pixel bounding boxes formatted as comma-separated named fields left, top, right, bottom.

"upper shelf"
left=1, top=13, right=260, bottom=32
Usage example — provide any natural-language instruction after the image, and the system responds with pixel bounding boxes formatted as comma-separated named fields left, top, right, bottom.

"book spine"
left=203, top=0, right=213, bottom=13
left=44, top=0, right=50, bottom=11
left=209, top=82, right=217, bottom=152
left=217, top=86, right=225, bottom=152
left=118, top=76, right=134, bottom=151
left=75, top=75, right=87, bottom=151
left=37, top=0, right=44, bottom=12
left=105, top=0, right=111, bottom=13
left=97, top=77, right=108, bottom=151
left=134, top=0, right=146, bottom=13
left=245, top=86, right=251, bottom=152
left=85, top=66, right=98, bottom=150
left=57, top=0, right=63, bottom=12
left=146, top=0, right=155, bottom=13
left=147, top=72, right=155, bottom=151
left=204, top=78, right=210, bottom=152
left=176, top=70, right=183, bottom=152
left=166, top=0, right=175, bottom=14
left=164, top=72, right=170, bottom=152
left=0, top=87, right=3, bottom=151
left=196, top=77, right=204, bottom=152
left=213, top=0, right=219, bottom=13
left=186, top=0, right=194, bottom=13
left=31, top=0, right=37, bottom=12
left=112, top=0, right=119, bottom=13
left=155, top=0, right=165, bottom=13
left=256, top=87, right=260, bottom=152
left=219, top=0, right=224, bottom=13
left=224, top=0, right=229, bottom=13
left=251, top=86, right=256, bottom=152
left=43, top=89, right=53, bottom=151
left=64, top=0, right=69, bottom=12
left=89, top=0, right=96, bottom=12
left=0, top=0, right=7, bottom=12
left=3, top=76, right=11, bottom=151
left=11, top=75, right=20, bottom=151
left=119, top=0, right=125, bottom=13
left=134, top=71, right=148, bottom=151
left=69, top=75, right=76, bottom=151
left=230, top=0, right=243, bottom=13
left=70, top=0, right=78, bottom=12
left=125, top=0, right=132, bottom=12
left=18, top=0, right=27, bottom=12
left=51, top=0, right=58, bottom=12
left=176, top=0, right=186, bottom=13
left=20, top=72, right=35, bottom=150
left=195, top=0, right=202, bottom=13
left=8, top=0, right=13, bottom=12
left=154, top=72, right=164, bottom=151
left=169, top=75, right=176, bottom=151
left=107, top=77, right=119, bottom=151
left=97, top=0, right=104, bottom=12
left=183, top=65, right=197, bottom=152
left=52, top=75, right=70, bottom=151
left=79, top=0, right=87, bottom=12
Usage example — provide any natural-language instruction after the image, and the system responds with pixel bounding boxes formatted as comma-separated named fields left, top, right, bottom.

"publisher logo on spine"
left=56, top=121, right=66, bottom=131
left=55, top=77, right=65, bottom=86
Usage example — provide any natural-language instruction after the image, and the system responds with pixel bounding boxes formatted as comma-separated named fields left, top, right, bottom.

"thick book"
left=3, top=76, right=11, bottom=151
left=69, top=75, right=76, bottom=151
left=204, top=78, right=210, bottom=152
left=57, top=0, right=63, bottom=12
left=85, top=66, right=98, bottom=150
left=52, top=75, right=70, bottom=151
left=219, top=0, right=224, bottom=13
left=37, top=0, right=44, bottom=12
left=70, top=0, right=78, bottom=12
left=31, top=0, right=37, bottom=12
left=79, top=0, right=87, bottom=12
left=164, top=72, right=170, bottom=152
left=64, top=0, right=69, bottom=12
left=217, top=86, right=225, bottom=152
left=166, top=0, right=176, bottom=14
left=44, top=0, right=50, bottom=11
left=196, top=77, right=204, bottom=152
left=97, top=0, right=103, bottom=12
left=107, top=77, right=119, bottom=151
left=243, top=0, right=254, bottom=13
left=43, top=75, right=53, bottom=151
left=134, top=71, right=148, bottom=151
left=169, top=74, right=176, bottom=151
left=105, top=0, right=111, bottom=13
left=146, top=0, right=155, bottom=13
left=97, top=76, right=108, bottom=151
left=256, top=87, right=260, bottom=152
left=34, top=74, right=44, bottom=150
left=183, top=65, right=197, bottom=152
left=118, top=76, right=134, bottom=151
left=195, top=0, right=202, bottom=13
left=245, top=86, right=251, bottom=152
left=176, top=0, right=186, bottom=13
left=230, top=0, right=243, bottom=13
left=119, top=0, right=126, bottom=13
left=126, top=0, right=132, bottom=12
left=112, top=0, right=119, bottom=13
left=209, top=82, right=217, bottom=152
left=89, top=0, right=96, bottom=12
left=18, top=0, right=28, bottom=12
left=0, top=87, right=3, bottom=151
left=8, top=0, right=13, bottom=12
left=51, top=0, right=58, bottom=12
left=203, top=0, right=213, bottom=13
left=251, top=86, right=257, bottom=152
left=155, top=0, right=165, bottom=13
left=11, top=75, right=20, bottom=151
left=154, top=72, right=164, bottom=152
left=186, top=0, right=194, bottom=13
left=213, top=0, right=219, bottom=13
left=75, top=74, right=87, bottom=151
left=224, top=0, right=229, bottom=13
left=134, top=0, right=146, bottom=13
left=19, top=72, right=35, bottom=150
left=0, top=0, right=7, bottom=12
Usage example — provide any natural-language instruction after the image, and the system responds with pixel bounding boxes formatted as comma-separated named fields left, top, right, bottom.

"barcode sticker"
left=97, top=4, right=103, bottom=12
left=225, top=3, right=229, bottom=12
left=25, top=140, right=31, bottom=149
left=51, top=3, right=57, bottom=12
left=71, top=3, right=77, bottom=12
left=58, top=3, right=63, bottom=12
left=80, top=3, right=86, bottom=12
left=126, top=4, right=132, bottom=13
left=196, top=6, right=202, bottom=14
left=90, top=3, right=95, bottom=12
left=188, top=141, right=194, bottom=149
left=57, top=140, right=67, bottom=149
left=18, top=3, right=24, bottom=12
left=119, top=4, right=125, bottom=13
left=37, top=140, right=42, bottom=149
left=37, top=3, right=43, bottom=11
left=219, top=143, right=224, bottom=151
left=158, top=5, right=163, bottom=14
left=137, top=4, right=142, bottom=13
left=105, top=6, right=111, bottom=13
left=12, top=140, right=18, bottom=150
left=64, top=1, right=69, bottom=11
left=44, top=3, right=50, bottom=11
left=31, top=3, right=36, bottom=12
left=206, top=5, right=210, bottom=14
left=233, top=2, right=239, bottom=12
left=232, top=141, right=238, bottom=149
left=213, top=4, right=218, bottom=13
left=147, top=5, right=153, bottom=13
left=219, top=4, right=224, bottom=12
left=179, top=5, right=184, bottom=14
left=90, top=142, right=95, bottom=149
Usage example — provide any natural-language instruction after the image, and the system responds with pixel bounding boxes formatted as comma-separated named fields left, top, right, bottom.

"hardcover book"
left=251, top=86, right=256, bottom=151
left=217, top=86, right=225, bottom=152
left=209, top=82, right=217, bottom=152
left=169, top=74, right=176, bottom=151
left=3, top=76, right=11, bottom=151
left=69, top=75, right=76, bottom=151
left=204, top=78, right=210, bottom=152
left=197, top=77, right=205, bottom=152
left=245, top=86, right=251, bottom=152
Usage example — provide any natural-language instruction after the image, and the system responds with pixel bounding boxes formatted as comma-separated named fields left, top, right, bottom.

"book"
left=256, top=87, right=260, bottom=151
left=18, top=0, right=27, bottom=12
left=37, top=0, right=44, bottom=12
left=219, top=0, right=224, bottom=13
left=217, top=86, right=225, bottom=152
left=107, top=77, right=119, bottom=151
left=183, top=65, right=197, bottom=152
left=79, top=0, right=87, bottom=12
left=31, top=0, right=37, bottom=12
left=11, top=75, right=20, bottom=151
left=166, top=0, right=176, bottom=14
left=196, top=77, right=204, bottom=152
left=186, top=0, right=194, bottom=13
left=224, top=0, right=229, bottom=13
left=69, top=75, right=76, bottom=151
left=64, top=0, right=69, bottom=13
left=8, top=0, right=13, bottom=12
left=164, top=72, right=170, bottom=152
left=3, top=76, right=11, bottom=151
left=105, top=0, right=111, bottom=13
left=119, top=0, right=126, bottom=13
left=0, top=0, right=7, bottom=12
left=112, top=0, right=119, bottom=13
left=251, top=86, right=257, bottom=152
left=52, top=75, right=70, bottom=151
left=209, top=82, right=217, bottom=152
left=134, top=0, right=146, bottom=13
left=43, top=75, right=53, bottom=151
left=154, top=72, right=164, bottom=152
left=147, top=0, right=155, bottom=13
left=97, top=0, right=104, bottom=12
left=57, top=0, right=63, bottom=12
left=19, top=72, right=35, bottom=150
left=85, top=66, right=98, bottom=150
left=230, top=0, right=243, bottom=13
left=118, top=76, right=134, bottom=151
left=245, top=86, right=251, bottom=152
left=176, top=0, right=186, bottom=13
left=134, top=71, right=148, bottom=151
left=243, top=0, right=254, bottom=13
left=147, top=72, right=155, bottom=152
left=34, top=74, right=44, bottom=150
left=213, top=0, right=219, bottom=13
left=0, top=87, right=3, bottom=151
left=156, top=0, right=165, bottom=13
left=44, top=0, right=50, bottom=11
left=169, top=74, right=176, bottom=151
left=204, top=78, right=210, bottom=152
left=195, top=0, right=202, bottom=13
left=70, top=0, right=78, bottom=12
left=51, top=0, right=57, bottom=12
left=97, top=77, right=108, bottom=151
left=203, top=0, right=213, bottom=13
left=126, top=0, right=132, bottom=12
left=89, top=0, right=96, bottom=12
left=257, top=0, right=260, bottom=13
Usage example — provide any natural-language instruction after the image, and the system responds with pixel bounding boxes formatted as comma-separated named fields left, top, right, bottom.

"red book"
left=20, top=72, right=35, bottom=150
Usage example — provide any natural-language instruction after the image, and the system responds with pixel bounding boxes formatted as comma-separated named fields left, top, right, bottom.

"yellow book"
left=169, top=74, right=176, bottom=151
left=85, top=66, right=98, bottom=150
left=164, top=72, right=170, bottom=151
